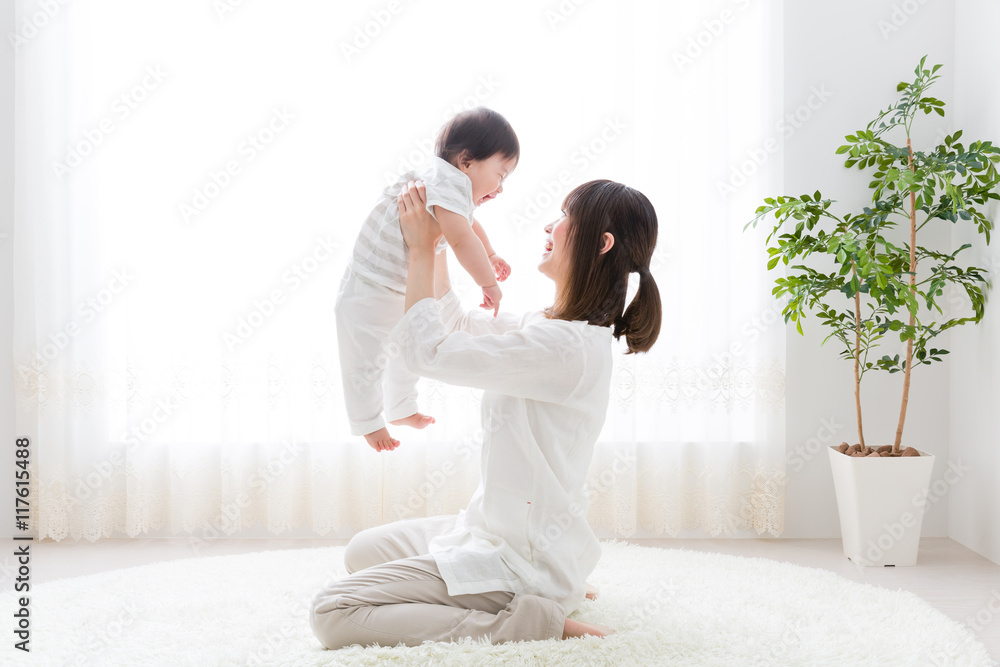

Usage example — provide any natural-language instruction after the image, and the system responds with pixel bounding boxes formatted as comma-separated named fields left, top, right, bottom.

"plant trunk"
left=893, top=138, right=917, bottom=454
left=853, top=265, right=865, bottom=448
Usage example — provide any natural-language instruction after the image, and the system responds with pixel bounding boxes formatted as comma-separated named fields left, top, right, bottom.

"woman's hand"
left=397, top=180, right=442, bottom=254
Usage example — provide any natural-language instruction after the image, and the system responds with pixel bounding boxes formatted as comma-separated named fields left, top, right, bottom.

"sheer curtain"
left=13, top=0, right=785, bottom=541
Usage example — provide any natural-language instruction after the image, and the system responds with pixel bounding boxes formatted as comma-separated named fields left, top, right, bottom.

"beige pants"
left=309, top=515, right=565, bottom=649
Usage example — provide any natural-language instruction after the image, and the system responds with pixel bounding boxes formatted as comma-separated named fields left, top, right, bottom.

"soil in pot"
left=835, top=442, right=920, bottom=458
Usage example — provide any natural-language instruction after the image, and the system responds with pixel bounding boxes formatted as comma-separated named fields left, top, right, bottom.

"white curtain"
left=13, top=0, right=785, bottom=541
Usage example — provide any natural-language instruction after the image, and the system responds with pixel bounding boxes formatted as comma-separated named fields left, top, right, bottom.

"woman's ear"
left=599, top=232, right=615, bottom=255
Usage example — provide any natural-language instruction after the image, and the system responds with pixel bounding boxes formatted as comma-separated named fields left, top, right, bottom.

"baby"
left=335, top=107, right=518, bottom=452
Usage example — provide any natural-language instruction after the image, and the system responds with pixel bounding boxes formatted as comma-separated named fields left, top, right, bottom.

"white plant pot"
left=827, top=446, right=936, bottom=566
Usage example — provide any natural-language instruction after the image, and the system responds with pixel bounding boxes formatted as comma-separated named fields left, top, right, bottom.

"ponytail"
left=613, top=268, right=662, bottom=354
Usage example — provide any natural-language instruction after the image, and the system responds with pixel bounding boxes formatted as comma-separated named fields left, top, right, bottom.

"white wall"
left=1, top=0, right=15, bottom=538
left=782, top=0, right=955, bottom=538
left=950, top=0, right=1000, bottom=564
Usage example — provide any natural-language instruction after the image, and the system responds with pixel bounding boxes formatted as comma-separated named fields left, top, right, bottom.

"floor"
left=7, top=536, right=999, bottom=663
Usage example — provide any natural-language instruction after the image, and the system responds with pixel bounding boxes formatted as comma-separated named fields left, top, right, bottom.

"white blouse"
left=387, top=289, right=614, bottom=614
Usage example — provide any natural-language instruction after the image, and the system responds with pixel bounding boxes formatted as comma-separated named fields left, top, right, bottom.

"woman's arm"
left=434, top=248, right=451, bottom=300
left=390, top=300, right=589, bottom=404
left=397, top=180, right=441, bottom=314
left=404, top=248, right=436, bottom=315
left=436, top=290, right=526, bottom=337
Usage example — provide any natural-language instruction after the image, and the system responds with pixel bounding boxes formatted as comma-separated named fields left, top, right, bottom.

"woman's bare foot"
left=562, top=617, right=616, bottom=639
left=363, top=427, right=399, bottom=452
left=389, top=412, right=436, bottom=429
left=585, top=582, right=599, bottom=600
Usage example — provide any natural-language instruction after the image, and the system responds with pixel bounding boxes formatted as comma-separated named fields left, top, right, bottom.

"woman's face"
left=537, top=211, right=571, bottom=285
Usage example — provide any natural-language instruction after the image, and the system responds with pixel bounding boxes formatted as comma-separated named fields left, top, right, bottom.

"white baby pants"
left=334, top=266, right=421, bottom=436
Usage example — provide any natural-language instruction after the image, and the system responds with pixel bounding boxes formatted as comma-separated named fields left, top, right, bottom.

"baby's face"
left=461, top=153, right=517, bottom=207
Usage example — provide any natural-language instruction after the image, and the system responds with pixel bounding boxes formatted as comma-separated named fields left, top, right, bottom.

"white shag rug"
left=0, top=541, right=993, bottom=666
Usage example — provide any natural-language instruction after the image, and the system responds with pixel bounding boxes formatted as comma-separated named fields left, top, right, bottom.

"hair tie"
left=636, top=266, right=650, bottom=278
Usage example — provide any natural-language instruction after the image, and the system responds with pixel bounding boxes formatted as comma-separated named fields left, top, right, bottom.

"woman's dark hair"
left=548, top=180, right=662, bottom=354
left=435, top=107, right=520, bottom=168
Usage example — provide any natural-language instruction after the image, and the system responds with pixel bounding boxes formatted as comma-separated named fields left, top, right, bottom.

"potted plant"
left=746, top=57, right=999, bottom=566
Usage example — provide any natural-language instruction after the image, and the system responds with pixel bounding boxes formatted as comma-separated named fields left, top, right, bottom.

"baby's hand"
left=489, top=254, right=511, bottom=282
left=481, top=284, right=502, bottom=317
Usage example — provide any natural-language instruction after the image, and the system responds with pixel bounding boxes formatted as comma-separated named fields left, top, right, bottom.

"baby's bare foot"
left=562, top=618, right=616, bottom=639
left=389, top=412, right=436, bottom=429
left=363, top=428, right=399, bottom=452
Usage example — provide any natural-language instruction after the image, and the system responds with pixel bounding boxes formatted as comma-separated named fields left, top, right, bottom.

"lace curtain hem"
left=31, top=460, right=785, bottom=541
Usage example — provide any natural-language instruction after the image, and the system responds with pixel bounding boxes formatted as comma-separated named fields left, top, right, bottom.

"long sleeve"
left=399, top=295, right=614, bottom=614
left=436, top=290, right=526, bottom=337
left=389, top=297, right=589, bottom=405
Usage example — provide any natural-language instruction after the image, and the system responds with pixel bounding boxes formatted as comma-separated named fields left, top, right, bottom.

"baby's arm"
left=472, top=217, right=511, bottom=283
left=433, top=207, right=496, bottom=289
left=433, top=207, right=501, bottom=315
left=471, top=218, right=496, bottom=258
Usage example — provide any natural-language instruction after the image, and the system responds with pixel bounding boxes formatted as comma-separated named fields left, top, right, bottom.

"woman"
left=310, top=178, right=661, bottom=648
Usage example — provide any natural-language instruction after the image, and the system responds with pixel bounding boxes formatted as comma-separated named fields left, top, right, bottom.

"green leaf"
left=745, top=60, right=995, bottom=397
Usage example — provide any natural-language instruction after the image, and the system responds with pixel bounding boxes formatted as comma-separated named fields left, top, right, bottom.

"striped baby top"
left=349, top=156, right=475, bottom=294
